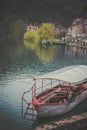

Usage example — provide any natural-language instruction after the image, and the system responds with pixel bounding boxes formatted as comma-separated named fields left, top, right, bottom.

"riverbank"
left=34, top=112, right=87, bottom=130
left=66, top=42, right=87, bottom=48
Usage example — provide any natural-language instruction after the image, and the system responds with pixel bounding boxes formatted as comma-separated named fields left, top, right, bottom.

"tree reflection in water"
left=24, top=40, right=58, bottom=63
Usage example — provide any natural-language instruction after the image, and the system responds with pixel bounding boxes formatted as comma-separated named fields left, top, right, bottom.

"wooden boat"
left=22, top=65, right=87, bottom=121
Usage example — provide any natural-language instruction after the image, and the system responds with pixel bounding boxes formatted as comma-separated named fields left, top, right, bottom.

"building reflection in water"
left=65, top=45, right=87, bottom=56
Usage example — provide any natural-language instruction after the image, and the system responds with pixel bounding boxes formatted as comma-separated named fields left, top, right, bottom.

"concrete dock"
left=34, top=112, right=87, bottom=130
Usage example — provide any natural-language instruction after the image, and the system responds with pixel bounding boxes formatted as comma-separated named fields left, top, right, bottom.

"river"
left=0, top=43, right=87, bottom=130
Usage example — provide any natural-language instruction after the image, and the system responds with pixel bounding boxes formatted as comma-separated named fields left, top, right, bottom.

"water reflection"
left=24, top=40, right=87, bottom=64
left=65, top=45, right=87, bottom=56
left=24, top=40, right=58, bottom=63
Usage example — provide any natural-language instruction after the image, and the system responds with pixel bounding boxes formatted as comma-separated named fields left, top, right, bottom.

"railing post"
left=21, top=96, right=24, bottom=119
left=59, top=80, right=60, bottom=85
left=42, top=79, right=43, bottom=93
left=51, top=79, right=52, bottom=88
left=32, top=86, right=34, bottom=103
left=46, top=89, right=48, bottom=101
left=33, top=79, right=36, bottom=99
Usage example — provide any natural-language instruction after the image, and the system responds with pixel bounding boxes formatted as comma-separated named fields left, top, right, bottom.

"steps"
left=23, top=104, right=37, bottom=121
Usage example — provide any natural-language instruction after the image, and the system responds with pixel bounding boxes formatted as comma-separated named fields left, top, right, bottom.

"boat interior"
left=35, top=81, right=87, bottom=105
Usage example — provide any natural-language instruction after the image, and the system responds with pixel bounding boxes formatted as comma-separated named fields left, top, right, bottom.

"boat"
left=52, top=40, right=66, bottom=45
left=41, top=39, right=66, bottom=47
left=22, top=65, right=87, bottom=121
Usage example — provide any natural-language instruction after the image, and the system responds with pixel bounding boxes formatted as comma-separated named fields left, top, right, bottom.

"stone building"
left=66, top=18, right=87, bottom=39
left=66, top=27, right=72, bottom=36
left=72, top=18, right=84, bottom=38
left=26, top=24, right=39, bottom=32
left=55, top=25, right=66, bottom=38
left=84, top=19, right=87, bottom=33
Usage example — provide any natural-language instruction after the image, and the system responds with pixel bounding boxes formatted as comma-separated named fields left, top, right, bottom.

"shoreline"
left=34, top=112, right=87, bottom=130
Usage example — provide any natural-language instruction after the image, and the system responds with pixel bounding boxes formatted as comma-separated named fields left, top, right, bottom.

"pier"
left=34, top=112, right=87, bottom=130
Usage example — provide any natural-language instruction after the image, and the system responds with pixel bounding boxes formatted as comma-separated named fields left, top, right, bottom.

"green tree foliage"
left=38, top=23, right=56, bottom=42
left=24, top=30, right=40, bottom=45
left=0, top=15, right=26, bottom=44
left=24, top=31, right=36, bottom=41
left=9, top=19, right=26, bottom=43
left=24, top=23, right=56, bottom=45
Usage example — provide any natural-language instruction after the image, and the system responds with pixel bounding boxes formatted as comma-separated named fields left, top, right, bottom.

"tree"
left=38, top=23, right=56, bottom=42
left=9, top=19, right=26, bottom=43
